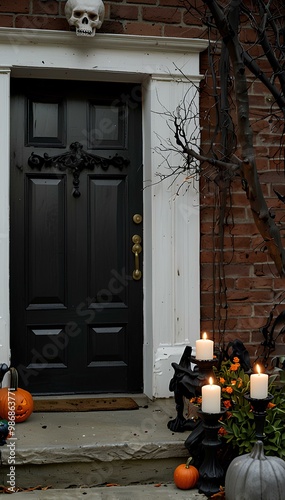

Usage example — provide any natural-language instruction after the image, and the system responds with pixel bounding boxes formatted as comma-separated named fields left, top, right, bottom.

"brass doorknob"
left=132, top=234, right=142, bottom=280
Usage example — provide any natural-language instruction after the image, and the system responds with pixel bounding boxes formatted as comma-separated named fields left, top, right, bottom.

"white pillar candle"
left=202, top=377, right=221, bottom=413
left=250, top=365, right=268, bottom=399
left=196, top=332, right=214, bottom=360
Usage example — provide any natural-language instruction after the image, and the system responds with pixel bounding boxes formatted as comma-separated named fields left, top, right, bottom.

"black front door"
left=10, top=79, right=143, bottom=395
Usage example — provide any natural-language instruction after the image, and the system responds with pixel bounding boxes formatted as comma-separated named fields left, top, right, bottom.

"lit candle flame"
left=256, top=364, right=261, bottom=375
left=202, top=332, right=207, bottom=340
left=209, top=377, right=213, bottom=386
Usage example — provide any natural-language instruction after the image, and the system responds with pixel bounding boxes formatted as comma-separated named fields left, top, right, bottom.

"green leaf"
left=232, top=423, right=240, bottom=437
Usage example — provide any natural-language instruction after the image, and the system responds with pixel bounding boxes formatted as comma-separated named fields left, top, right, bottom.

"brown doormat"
left=33, top=397, right=139, bottom=412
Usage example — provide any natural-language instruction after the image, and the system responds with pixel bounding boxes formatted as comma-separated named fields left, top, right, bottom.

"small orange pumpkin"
left=0, top=367, right=34, bottom=423
left=174, top=458, right=199, bottom=490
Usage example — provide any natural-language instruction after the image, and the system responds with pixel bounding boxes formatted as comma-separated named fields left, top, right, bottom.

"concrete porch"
left=0, top=396, right=207, bottom=498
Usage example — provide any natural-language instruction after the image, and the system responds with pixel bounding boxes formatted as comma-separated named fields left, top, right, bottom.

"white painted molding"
left=147, top=76, right=201, bottom=397
left=0, top=28, right=207, bottom=83
left=0, top=68, right=10, bottom=371
left=0, top=28, right=205, bottom=397
left=154, top=346, right=197, bottom=398
left=0, top=28, right=208, bottom=53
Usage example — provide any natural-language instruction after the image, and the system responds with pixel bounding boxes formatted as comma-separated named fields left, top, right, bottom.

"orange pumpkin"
left=0, top=367, right=34, bottom=423
left=174, top=458, right=199, bottom=490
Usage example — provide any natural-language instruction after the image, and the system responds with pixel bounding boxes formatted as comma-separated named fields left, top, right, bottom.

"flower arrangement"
left=189, top=357, right=285, bottom=459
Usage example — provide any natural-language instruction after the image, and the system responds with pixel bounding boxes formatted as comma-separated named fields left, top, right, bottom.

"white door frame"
left=0, top=28, right=207, bottom=397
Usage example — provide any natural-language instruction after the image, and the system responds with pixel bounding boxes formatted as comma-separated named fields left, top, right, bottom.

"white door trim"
left=0, top=28, right=207, bottom=397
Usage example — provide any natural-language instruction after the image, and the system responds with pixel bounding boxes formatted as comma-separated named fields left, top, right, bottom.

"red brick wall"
left=2, top=1, right=285, bottom=365
left=0, top=0, right=204, bottom=37
left=198, top=7, right=285, bottom=365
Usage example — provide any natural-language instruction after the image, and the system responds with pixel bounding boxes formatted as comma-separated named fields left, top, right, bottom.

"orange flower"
left=230, top=363, right=240, bottom=371
left=233, top=357, right=240, bottom=364
left=218, top=427, right=227, bottom=436
left=224, top=386, right=233, bottom=394
left=223, top=400, right=231, bottom=409
left=267, top=402, right=276, bottom=409
left=231, top=380, right=236, bottom=386
left=189, top=396, right=202, bottom=405
left=219, top=377, right=226, bottom=385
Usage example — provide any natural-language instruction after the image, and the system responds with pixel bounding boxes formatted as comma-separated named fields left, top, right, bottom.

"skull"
left=65, top=0, right=105, bottom=37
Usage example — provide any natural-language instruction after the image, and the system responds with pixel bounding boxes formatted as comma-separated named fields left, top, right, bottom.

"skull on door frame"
left=65, top=0, right=105, bottom=37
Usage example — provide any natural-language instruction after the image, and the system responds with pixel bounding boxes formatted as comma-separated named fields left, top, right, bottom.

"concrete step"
left=0, top=396, right=197, bottom=493
left=6, top=484, right=207, bottom=499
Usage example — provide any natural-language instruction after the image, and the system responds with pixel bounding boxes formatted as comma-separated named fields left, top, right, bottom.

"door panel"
left=89, top=176, right=127, bottom=307
left=26, top=174, right=66, bottom=308
left=10, top=79, right=143, bottom=395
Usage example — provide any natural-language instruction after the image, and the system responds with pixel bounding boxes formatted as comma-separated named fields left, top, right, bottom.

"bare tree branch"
left=159, top=0, right=285, bottom=276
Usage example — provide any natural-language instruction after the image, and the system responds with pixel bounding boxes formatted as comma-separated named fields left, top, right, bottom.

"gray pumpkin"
left=225, top=440, right=285, bottom=500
